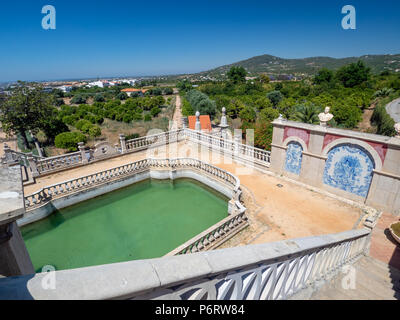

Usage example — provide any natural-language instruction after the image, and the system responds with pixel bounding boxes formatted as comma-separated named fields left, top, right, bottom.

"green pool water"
left=22, top=179, right=228, bottom=272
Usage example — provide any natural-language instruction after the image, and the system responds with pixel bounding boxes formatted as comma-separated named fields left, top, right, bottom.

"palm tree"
left=291, top=104, right=322, bottom=125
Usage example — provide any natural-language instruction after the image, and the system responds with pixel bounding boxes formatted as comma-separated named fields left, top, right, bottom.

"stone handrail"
left=0, top=228, right=371, bottom=300
left=125, top=129, right=185, bottom=152
left=35, top=151, right=83, bottom=175
left=166, top=199, right=247, bottom=256
left=3, top=129, right=271, bottom=177
left=24, top=158, right=240, bottom=210
left=184, top=128, right=271, bottom=165
left=1, top=149, right=45, bottom=166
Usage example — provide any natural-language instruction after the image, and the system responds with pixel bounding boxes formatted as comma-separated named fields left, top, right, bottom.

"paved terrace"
left=24, top=141, right=363, bottom=246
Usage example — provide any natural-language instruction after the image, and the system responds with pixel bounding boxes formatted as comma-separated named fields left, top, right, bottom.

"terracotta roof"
left=121, top=88, right=148, bottom=93
left=188, top=115, right=212, bottom=132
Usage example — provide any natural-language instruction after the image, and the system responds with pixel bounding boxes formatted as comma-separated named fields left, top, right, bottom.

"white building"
left=88, top=81, right=108, bottom=88
left=57, top=85, right=73, bottom=93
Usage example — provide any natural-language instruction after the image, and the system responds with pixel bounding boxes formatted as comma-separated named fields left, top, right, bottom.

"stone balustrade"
left=2, top=129, right=271, bottom=178
left=0, top=228, right=371, bottom=300
left=34, top=151, right=83, bottom=175
left=183, top=128, right=271, bottom=165
left=125, top=129, right=185, bottom=152
left=24, top=157, right=241, bottom=209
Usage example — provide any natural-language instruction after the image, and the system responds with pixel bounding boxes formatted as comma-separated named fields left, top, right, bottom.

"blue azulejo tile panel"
left=323, top=144, right=374, bottom=198
left=284, top=142, right=303, bottom=175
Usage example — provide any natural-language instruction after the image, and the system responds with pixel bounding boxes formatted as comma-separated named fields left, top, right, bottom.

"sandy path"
left=24, top=141, right=362, bottom=246
left=170, top=95, right=182, bottom=130
left=0, top=128, right=18, bottom=158
left=358, top=104, right=375, bottom=132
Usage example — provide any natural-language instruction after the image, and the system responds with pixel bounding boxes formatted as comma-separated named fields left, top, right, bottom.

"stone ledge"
left=0, top=228, right=370, bottom=300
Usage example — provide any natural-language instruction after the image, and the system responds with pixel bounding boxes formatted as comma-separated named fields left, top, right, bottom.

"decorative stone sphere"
left=222, top=107, right=226, bottom=114
left=195, top=111, right=200, bottom=117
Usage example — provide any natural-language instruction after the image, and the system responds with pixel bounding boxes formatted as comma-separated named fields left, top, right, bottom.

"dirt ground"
left=0, top=129, right=18, bottom=158
left=24, top=141, right=363, bottom=246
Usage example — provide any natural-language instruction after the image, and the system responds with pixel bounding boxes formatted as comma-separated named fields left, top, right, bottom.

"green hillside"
left=196, top=54, right=400, bottom=78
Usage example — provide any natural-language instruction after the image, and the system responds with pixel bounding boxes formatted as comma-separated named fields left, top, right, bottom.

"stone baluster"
left=119, top=134, right=126, bottom=154
left=78, top=142, right=88, bottom=164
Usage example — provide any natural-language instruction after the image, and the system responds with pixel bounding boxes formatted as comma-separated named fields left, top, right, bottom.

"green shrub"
left=126, top=133, right=140, bottom=140
left=80, top=122, right=93, bottom=134
left=94, top=94, right=105, bottom=102
left=371, top=103, right=396, bottom=136
left=54, top=132, right=87, bottom=151
left=62, top=115, right=77, bottom=125
left=89, top=125, right=102, bottom=138
left=150, top=107, right=161, bottom=117
left=75, top=119, right=92, bottom=131
left=70, top=95, right=87, bottom=104
left=144, top=114, right=152, bottom=121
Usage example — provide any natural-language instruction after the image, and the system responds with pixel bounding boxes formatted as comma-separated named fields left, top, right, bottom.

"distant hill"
left=193, top=54, right=400, bottom=79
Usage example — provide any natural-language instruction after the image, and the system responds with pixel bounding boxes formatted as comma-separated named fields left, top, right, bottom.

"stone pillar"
left=78, top=142, right=88, bottom=164
left=27, top=155, right=39, bottom=178
left=218, top=107, right=230, bottom=140
left=3, top=144, right=15, bottom=165
left=0, top=166, right=34, bottom=277
left=119, top=134, right=126, bottom=154
left=195, top=111, right=201, bottom=131
left=181, top=117, right=188, bottom=129
left=269, top=118, right=287, bottom=173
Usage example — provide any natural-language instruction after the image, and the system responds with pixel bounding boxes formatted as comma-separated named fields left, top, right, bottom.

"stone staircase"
left=311, top=256, right=400, bottom=300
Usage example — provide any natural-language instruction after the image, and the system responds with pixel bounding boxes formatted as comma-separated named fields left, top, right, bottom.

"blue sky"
left=0, top=0, right=399, bottom=82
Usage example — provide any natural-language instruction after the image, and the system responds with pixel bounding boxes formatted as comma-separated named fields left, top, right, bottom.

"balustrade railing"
left=3, top=128, right=271, bottom=177
left=25, top=158, right=240, bottom=209
left=125, top=129, right=185, bottom=152
left=184, top=129, right=271, bottom=165
left=35, top=151, right=83, bottom=174
left=0, top=228, right=371, bottom=300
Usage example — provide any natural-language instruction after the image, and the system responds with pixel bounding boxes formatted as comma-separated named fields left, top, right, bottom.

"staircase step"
left=310, top=257, right=399, bottom=300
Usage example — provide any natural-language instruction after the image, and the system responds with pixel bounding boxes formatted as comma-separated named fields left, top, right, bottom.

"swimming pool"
left=22, top=178, right=228, bottom=272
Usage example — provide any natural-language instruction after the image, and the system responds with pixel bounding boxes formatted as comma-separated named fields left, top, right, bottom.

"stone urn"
left=389, top=221, right=400, bottom=245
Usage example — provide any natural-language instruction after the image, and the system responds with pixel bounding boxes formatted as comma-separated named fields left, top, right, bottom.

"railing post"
left=2, top=144, right=16, bottom=165
left=27, top=155, right=39, bottom=178
left=78, top=142, right=88, bottom=164
left=119, top=134, right=126, bottom=154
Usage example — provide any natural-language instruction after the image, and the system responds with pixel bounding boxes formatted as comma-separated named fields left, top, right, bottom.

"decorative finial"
left=195, top=111, right=201, bottom=131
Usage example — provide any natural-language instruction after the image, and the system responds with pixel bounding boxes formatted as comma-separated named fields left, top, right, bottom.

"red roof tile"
left=188, top=115, right=212, bottom=132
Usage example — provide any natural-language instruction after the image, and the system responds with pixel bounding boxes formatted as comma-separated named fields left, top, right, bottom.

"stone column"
left=269, top=118, right=287, bottom=173
left=181, top=117, right=188, bottom=129
left=0, top=166, right=34, bottom=277
left=78, top=142, right=88, bottom=164
left=218, top=107, right=230, bottom=140
left=3, top=144, right=15, bottom=165
left=119, top=134, right=126, bottom=154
